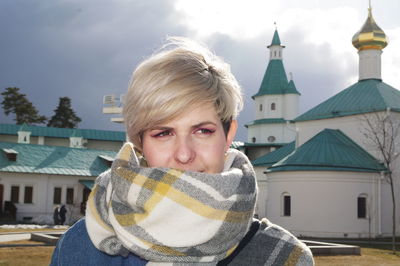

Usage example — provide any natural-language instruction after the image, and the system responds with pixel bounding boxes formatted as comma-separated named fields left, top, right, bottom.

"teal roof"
left=79, top=180, right=94, bottom=189
left=70, top=129, right=83, bottom=138
left=253, top=60, right=288, bottom=97
left=269, top=30, right=281, bottom=46
left=0, top=123, right=125, bottom=141
left=252, top=60, right=301, bottom=98
left=268, top=129, right=386, bottom=173
left=252, top=141, right=295, bottom=167
left=296, top=79, right=400, bottom=122
left=0, top=142, right=117, bottom=176
left=245, top=118, right=289, bottom=127
left=286, top=79, right=300, bottom=94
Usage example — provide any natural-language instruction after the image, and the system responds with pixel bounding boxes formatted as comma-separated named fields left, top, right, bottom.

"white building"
left=250, top=7, right=400, bottom=238
left=245, top=29, right=300, bottom=161
left=244, top=29, right=301, bottom=216
left=0, top=123, right=124, bottom=224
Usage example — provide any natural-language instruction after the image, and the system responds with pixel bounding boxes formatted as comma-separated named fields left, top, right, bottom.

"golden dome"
left=352, top=7, right=388, bottom=50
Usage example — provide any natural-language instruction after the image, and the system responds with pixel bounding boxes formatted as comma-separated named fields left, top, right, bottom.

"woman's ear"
left=226, top=120, right=238, bottom=150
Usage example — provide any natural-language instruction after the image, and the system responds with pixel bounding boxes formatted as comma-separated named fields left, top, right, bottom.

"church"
left=248, top=6, right=400, bottom=238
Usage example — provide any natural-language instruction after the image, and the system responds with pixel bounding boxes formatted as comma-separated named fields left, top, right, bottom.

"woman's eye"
left=196, top=128, right=215, bottom=135
left=153, top=130, right=171, bottom=137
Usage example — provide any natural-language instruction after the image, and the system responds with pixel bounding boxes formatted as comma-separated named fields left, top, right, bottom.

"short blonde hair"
left=123, top=37, right=243, bottom=150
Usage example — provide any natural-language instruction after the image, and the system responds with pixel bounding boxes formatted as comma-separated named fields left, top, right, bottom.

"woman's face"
left=141, top=103, right=237, bottom=173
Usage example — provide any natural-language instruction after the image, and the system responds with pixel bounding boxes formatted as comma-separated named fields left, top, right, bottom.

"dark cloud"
left=0, top=0, right=187, bottom=131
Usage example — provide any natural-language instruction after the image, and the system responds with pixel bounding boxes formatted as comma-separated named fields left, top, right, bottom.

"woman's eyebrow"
left=148, top=126, right=173, bottom=131
left=148, top=121, right=217, bottom=131
left=191, top=121, right=217, bottom=129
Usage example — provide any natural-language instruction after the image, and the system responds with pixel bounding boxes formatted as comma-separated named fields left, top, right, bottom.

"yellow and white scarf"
left=86, top=142, right=257, bottom=265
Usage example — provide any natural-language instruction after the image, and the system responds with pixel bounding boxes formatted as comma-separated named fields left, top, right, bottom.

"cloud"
left=0, top=0, right=188, bottom=130
left=179, top=4, right=399, bottom=140
left=0, top=0, right=399, bottom=143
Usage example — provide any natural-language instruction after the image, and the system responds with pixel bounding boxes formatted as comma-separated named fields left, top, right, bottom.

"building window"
left=282, top=193, right=291, bottom=216
left=24, top=186, right=33, bottom=204
left=54, top=187, right=62, bottom=204
left=268, top=136, right=276, bottom=142
left=271, top=103, right=276, bottom=110
left=11, top=186, right=19, bottom=203
left=259, top=104, right=263, bottom=111
left=66, top=188, right=74, bottom=204
left=274, top=51, right=277, bottom=57
left=358, top=195, right=367, bottom=218
left=252, top=137, right=256, bottom=143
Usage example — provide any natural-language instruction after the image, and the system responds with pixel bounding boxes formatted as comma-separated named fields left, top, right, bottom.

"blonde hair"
left=123, top=37, right=243, bottom=150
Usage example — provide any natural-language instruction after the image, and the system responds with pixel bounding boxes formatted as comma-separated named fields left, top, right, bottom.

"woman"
left=51, top=37, right=314, bottom=265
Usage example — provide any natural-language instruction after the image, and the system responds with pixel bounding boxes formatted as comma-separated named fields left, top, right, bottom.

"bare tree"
left=361, top=109, right=400, bottom=253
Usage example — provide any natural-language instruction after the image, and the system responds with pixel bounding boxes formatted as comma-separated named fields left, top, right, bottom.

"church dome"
left=352, top=7, right=388, bottom=50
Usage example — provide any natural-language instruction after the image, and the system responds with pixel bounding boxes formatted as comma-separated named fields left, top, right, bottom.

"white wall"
left=265, top=170, right=388, bottom=238
left=254, top=166, right=268, bottom=218
left=283, top=94, right=299, bottom=120
left=296, top=112, right=400, bottom=156
left=0, top=172, right=94, bottom=224
left=359, top=49, right=382, bottom=80
left=247, top=123, right=296, bottom=144
left=254, top=95, right=283, bottom=120
left=296, top=115, right=366, bottom=148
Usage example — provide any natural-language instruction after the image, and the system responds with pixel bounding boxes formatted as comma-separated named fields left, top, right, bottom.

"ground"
left=1, top=227, right=400, bottom=265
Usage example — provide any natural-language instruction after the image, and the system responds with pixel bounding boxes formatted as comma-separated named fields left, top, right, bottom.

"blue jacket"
left=51, top=218, right=314, bottom=265
left=50, top=219, right=147, bottom=266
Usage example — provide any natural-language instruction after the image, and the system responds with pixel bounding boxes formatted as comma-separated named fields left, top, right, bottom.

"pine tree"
left=1, top=87, right=47, bottom=125
left=47, top=97, right=82, bottom=128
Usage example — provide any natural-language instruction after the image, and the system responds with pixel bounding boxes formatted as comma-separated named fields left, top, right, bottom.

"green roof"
left=70, top=129, right=83, bottom=138
left=245, top=118, right=289, bottom=127
left=0, top=123, right=126, bottom=141
left=252, top=60, right=301, bottom=98
left=269, top=29, right=281, bottom=46
left=252, top=141, right=295, bottom=167
left=253, top=60, right=288, bottom=97
left=286, top=79, right=300, bottom=94
left=0, top=142, right=117, bottom=176
left=268, top=129, right=386, bottom=173
left=295, top=79, right=400, bottom=122
left=79, top=180, right=94, bottom=189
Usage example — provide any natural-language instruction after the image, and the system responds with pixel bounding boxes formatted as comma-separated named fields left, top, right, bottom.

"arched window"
left=274, top=51, right=276, bottom=57
left=252, top=137, right=256, bottom=143
left=282, top=192, right=291, bottom=217
left=357, top=194, right=367, bottom=218
left=259, top=104, right=263, bottom=111
left=271, top=103, right=276, bottom=110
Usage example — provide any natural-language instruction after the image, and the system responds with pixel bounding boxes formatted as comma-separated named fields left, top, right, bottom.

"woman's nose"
left=174, top=138, right=195, bottom=165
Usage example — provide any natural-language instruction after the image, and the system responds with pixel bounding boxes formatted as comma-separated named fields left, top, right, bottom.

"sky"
left=0, top=0, right=399, bottom=142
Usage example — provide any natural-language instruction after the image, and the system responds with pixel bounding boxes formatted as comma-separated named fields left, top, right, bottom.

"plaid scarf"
left=86, top=142, right=257, bottom=265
